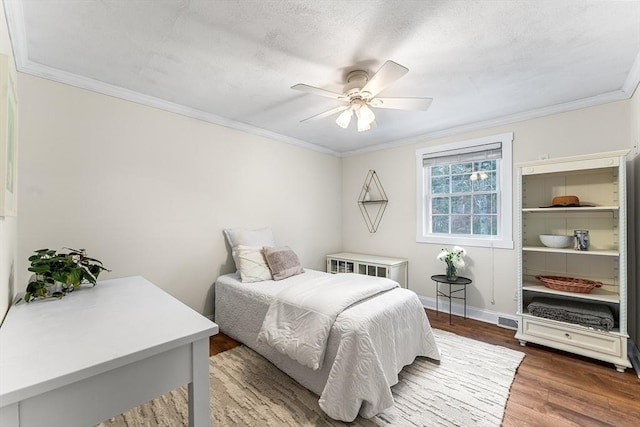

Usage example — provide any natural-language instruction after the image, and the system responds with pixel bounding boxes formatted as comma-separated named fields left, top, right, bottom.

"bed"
left=214, top=268, right=441, bottom=421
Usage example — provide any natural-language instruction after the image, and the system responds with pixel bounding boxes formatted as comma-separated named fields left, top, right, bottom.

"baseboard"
left=418, top=294, right=517, bottom=328
left=629, top=340, right=640, bottom=378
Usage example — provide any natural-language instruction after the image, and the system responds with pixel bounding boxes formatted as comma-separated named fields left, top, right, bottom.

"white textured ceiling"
left=4, top=0, right=640, bottom=155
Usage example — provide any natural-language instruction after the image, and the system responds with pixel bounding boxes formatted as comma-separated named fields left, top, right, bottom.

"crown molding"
left=623, top=49, right=640, bottom=96
left=21, top=60, right=340, bottom=156
left=3, top=0, right=27, bottom=67
left=341, top=88, right=632, bottom=157
left=14, top=54, right=636, bottom=159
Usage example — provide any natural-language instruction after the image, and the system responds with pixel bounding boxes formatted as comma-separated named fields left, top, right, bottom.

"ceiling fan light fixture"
left=293, top=60, right=431, bottom=132
left=357, top=119, right=371, bottom=132
left=354, top=101, right=376, bottom=132
left=358, top=104, right=376, bottom=125
left=335, top=108, right=353, bottom=129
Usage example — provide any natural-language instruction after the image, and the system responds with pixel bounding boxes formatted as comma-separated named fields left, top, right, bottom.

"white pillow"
left=224, top=227, right=276, bottom=269
left=236, top=245, right=273, bottom=283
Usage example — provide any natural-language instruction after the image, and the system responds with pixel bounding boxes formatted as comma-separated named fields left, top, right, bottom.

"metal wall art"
left=357, top=170, right=388, bottom=233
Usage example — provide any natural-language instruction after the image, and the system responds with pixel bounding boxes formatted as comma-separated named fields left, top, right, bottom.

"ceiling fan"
left=292, top=60, right=432, bottom=132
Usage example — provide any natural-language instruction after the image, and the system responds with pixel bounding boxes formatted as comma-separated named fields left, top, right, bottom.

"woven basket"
left=535, top=275, right=603, bottom=293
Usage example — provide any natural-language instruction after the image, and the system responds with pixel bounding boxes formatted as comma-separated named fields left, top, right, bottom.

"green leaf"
left=51, top=271, right=67, bottom=284
left=68, top=269, right=82, bottom=285
left=28, top=264, right=51, bottom=274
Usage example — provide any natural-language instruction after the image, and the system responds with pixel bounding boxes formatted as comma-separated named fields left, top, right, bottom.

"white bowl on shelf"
left=539, top=234, right=574, bottom=248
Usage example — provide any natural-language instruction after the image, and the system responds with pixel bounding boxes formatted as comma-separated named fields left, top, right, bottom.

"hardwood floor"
left=209, top=309, right=640, bottom=426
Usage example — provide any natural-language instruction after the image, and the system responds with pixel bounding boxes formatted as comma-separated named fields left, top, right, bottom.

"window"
left=416, top=133, right=513, bottom=248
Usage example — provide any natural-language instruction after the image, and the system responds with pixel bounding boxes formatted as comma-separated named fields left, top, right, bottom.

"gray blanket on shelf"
left=527, top=297, right=614, bottom=331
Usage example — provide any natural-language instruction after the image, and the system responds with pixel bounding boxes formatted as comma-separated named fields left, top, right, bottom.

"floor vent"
left=497, top=316, right=518, bottom=330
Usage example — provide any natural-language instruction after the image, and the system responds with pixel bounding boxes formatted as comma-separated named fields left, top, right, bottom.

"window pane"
left=473, top=194, right=497, bottom=214
left=451, top=215, right=471, bottom=234
left=431, top=165, right=450, bottom=176
left=451, top=195, right=471, bottom=214
left=431, top=176, right=450, bottom=194
left=474, top=160, right=496, bottom=171
left=432, top=215, right=449, bottom=233
left=451, top=162, right=472, bottom=174
left=473, top=215, right=498, bottom=235
left=473, top=171, right=496, bottom=191
left=451, top=174, right=472, bottom=193
left=432, top=197, right=450, bottom=214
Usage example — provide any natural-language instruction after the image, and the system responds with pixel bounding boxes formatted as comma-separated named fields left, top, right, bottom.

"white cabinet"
left=326, top=252, right=408, bottom=288
left=514, top=150, right=631, bottom=372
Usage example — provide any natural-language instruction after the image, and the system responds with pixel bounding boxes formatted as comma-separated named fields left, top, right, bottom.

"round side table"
left=430, top=275, right=472, bottom=325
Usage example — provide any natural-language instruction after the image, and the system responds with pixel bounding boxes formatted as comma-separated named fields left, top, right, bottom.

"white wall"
left=0, top=4, right=18, bottom=324
left=17, top=74, right=342, bottom=316
left=342, top=100, right=632, bottom=318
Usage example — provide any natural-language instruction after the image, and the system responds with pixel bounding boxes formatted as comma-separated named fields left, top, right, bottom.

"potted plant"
left=19, top=247, right=110, bottom=303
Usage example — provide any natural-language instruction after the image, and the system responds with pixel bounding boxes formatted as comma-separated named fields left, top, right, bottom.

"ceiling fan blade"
left=370, top=97, right=433, bottom=111
left=291, top=83, right=345, bottom=100
left=360, top=61, right=409, bottom=98
left=300, top=105, right=350, bottom=123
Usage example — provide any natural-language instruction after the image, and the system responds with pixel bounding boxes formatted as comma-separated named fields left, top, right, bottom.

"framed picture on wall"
left=0, top=54, right=17, bottom=217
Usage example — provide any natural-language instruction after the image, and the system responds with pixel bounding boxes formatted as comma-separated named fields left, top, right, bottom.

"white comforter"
left=214, top=270, right=441, bottom=421
left=257, top=273, right=398, bottom=370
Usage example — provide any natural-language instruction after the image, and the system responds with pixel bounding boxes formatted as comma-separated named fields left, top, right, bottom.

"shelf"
left=516, top=151, right=630, bottom=370
left=358, top=200, right=388, bottom=204
left=522, top=283, right=620, bottom=303
left=522, top=206, right=618, bottom=213
left=522, top=246, right=619, bottom=256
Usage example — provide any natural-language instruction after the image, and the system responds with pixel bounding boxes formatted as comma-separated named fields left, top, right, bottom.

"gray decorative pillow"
left=263, top=246, right=304, bottom=281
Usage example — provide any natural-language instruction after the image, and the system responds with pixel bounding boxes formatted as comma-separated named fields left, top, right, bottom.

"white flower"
left=437, top=247, right=467, bottom=271
left=452, top=246, right=466, bottom=256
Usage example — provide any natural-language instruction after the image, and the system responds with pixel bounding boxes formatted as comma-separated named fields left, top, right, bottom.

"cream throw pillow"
left=236, top=245, right=273, bottom=283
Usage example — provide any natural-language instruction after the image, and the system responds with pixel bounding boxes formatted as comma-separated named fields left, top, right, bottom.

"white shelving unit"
left=514, top=150, right=631, bottom=372
left=326, top=252, right=408, bottom=288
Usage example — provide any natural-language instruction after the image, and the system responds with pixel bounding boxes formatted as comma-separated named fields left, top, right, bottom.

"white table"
left=0, top=276, right=218, bottom=427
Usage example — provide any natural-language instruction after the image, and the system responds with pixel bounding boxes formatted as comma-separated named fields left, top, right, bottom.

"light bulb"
left=335, top=108, right=352, bottom=129
left=358, top=104, right=375, bottom=125
left=355, top=101, right=376, bottom=132
left=470, top=173, right=478, bottom=181
left=480, top=172, right=488, bottom=180
left=357, top=119, right=371, bottom=132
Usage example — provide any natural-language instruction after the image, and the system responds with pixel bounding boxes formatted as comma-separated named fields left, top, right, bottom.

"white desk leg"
left=188, top=338, right=211, bottom=427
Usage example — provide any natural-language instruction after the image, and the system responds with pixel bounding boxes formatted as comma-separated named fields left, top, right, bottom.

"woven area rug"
left=97, top=329, right=524, bottom=427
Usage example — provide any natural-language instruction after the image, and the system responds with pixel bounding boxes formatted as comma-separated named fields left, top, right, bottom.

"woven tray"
left=535, top=275, right=603, bottom=293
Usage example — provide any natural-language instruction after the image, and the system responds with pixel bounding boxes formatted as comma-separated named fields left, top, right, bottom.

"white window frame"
left=416, top=132, right=514, bottom=249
